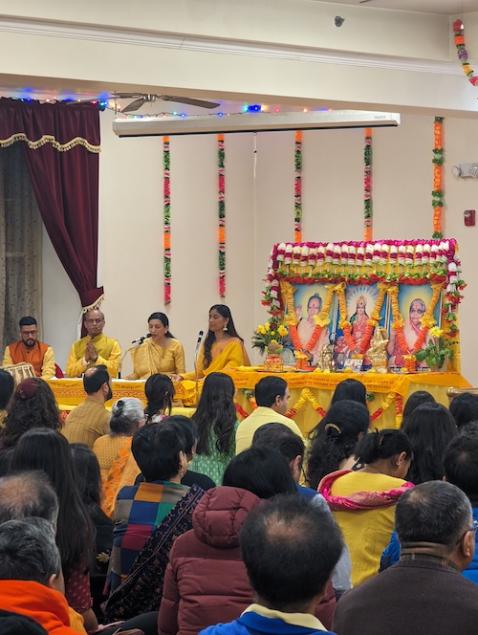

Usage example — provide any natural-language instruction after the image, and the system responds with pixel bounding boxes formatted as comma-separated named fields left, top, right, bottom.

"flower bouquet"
left=415, top=327, right=453, bottom=371
left=252, top=318, right=289, bottom=371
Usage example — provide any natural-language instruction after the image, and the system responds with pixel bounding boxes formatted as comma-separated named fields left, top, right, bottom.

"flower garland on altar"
left=287, top=285, right=335, bottom=356
left=452, top=19, right=478, bottom=87
left=163, top=136, right=171, bottom=304
left=294, top=131, right=303, bottom=242
left=432, top=117, right=444, bottom=239
left=364, top=128, right=373, bottom=241
left=217, top=134, right=226, bottom=297
left=337, top=282, right=387, bottom=355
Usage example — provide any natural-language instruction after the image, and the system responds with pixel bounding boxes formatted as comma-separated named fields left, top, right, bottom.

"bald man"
left=65, top=309, right=121, bottom=378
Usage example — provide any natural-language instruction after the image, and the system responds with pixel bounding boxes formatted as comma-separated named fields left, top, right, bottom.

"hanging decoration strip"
left=432, top=117, right=444, bottom=239
left=218, top=134, right=226, bottom=298
left=453, top=19, right=478, bottom=87
left=163, top=136, right=171, bottom=304
left=363, top=128, right=373, bottom=241
left=294, top=131, right=303, bottom=242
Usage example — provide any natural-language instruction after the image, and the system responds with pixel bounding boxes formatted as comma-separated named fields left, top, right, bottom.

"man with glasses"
left=3, top=316, right=56, bottom=379
left=66, top=309, right=121, bottom=377
left=334, top=481, right=478, bottom=635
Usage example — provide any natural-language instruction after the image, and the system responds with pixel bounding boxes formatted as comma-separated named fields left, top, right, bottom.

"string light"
left=247, top=104, right=261, bottom=112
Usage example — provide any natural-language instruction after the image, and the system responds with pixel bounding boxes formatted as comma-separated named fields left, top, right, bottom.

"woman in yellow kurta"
left=181, top=304, right=249, bottom=380
left=319, top=429, right=413, bottom=587
left=129, top=312, right=185, bottom=379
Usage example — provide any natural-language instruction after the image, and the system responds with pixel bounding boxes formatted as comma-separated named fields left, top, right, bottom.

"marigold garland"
left=217, top=134, right=226, bottom=297
left=453, top=19, right=478, bottom=87
left=363, top=128, right=373, bottom=241
left=432, top=117, right=444, bottom=239
left=163, top=136, right=171, bottom=304
left=294, top=131, right=303, bottom=242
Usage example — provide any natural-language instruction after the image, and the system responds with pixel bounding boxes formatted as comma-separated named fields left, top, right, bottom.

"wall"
left=42, top=110, right=478, bottom=382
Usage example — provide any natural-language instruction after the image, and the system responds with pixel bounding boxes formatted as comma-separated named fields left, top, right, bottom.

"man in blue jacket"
left=200, top=495, right=343, bottom=635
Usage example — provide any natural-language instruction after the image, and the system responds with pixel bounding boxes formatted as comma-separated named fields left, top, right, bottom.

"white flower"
left=449, top=275, right=458, bottom=284
left=357, top=246, right=365, bottom=257
left=423, top=243, right=431, bottom=253
left=415, top=244, right=423, bottom=254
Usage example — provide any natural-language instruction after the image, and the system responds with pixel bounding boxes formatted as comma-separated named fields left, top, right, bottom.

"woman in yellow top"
left=181, top=304, right=249, bottom=380
left=129, top=312, right=185, bottom=379
left=319, top=429, right=413, bottom=587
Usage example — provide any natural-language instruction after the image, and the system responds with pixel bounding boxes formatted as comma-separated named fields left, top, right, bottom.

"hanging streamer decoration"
left=294, top=131, right=303, bottom=242
left=364, top=128, right=373, bottom=241
left=218, top=134, right=226, bottom=297
left=453, top=19, right=478, bottom=87
left=432, top=117, right=444, bottom=239
left=163, top=136, right=171, bottom=304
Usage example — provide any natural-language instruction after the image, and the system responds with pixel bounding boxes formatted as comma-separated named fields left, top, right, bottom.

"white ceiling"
left=320, top=0, right=478, bottom=15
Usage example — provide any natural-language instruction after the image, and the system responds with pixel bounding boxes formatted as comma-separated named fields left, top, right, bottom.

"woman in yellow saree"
left=181, top=305, right=249, bottom=380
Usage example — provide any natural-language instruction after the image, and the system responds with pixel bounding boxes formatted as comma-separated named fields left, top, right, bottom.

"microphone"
left=195, top=330, right=204, bottom=352
left=131, top=333, right=152, bottom=345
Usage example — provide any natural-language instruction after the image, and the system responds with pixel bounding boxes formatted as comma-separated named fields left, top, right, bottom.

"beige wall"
left=43, top=110, right=478, bottom=382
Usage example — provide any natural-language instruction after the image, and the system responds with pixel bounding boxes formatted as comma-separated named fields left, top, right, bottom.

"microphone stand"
left=193, top=336, right=203, bottom=406
left=118, top=343, right=142, bottom=379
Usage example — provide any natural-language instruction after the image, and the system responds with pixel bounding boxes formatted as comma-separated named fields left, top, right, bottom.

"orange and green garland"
left=294, top=131, right=303, bottom=242
left=432, top=117, right=444, bottom=239
left=163, top=136, right=171, bottom=304
left=453, top=19, right=478, bottom=87
left=218, top=134, right=226, bottom=297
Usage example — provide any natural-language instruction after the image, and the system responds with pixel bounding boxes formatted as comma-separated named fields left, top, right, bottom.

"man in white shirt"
left=235, top=376, right=303, bottom=454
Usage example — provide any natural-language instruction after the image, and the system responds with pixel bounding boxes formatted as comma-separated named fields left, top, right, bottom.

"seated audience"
left=93, top=397, right=144, bottom=482
left=70, top=444, right=113, bottom=618
left=252, top=423, right=352, bottom=597
left=0, top=518, right=78, bottom=635
left=168, top=417, right=215, bottom=490
left=401, top=390, right=436, bottom=425
left=402, top=402, right=457, bottom=483
left=235, top=376, right=302, bottom=454
left=200, top=496, right=343, bottom=635
left=3, top=315, right=56, bottom=379
left=190, top=372, right=239, bottom=485
left=331, top=379, right=367, bottom=406
left=0, top=610, right=48, bottom=635
left=0, top=369, right=14, bottom=427
left=10, top=429, right=97, bottom=632
left=333, top=482, right=478, bottom=635
left=106, top=422, right=205, bottom=596
left=319, top=429, right=413, bottom=586
left=66, top=309, right=121, bottom=378
left=144, top=373, right=175, bottom=424
left=449, top=392, right=478, bottom=429
left=307, top=400, right=370, bottom=490
left=62, top=366, right=111, bottom=448
left=0, top=377, right=60, bottom=450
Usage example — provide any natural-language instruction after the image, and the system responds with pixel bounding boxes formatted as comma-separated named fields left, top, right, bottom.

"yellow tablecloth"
left=223, top=369, right=471, bottom=436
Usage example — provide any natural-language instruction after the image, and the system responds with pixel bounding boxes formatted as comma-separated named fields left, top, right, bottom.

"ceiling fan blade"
left=160, top=95, right=220, bottom=109
left=112, top=92, right=145, bottom=99
left=121, top=97, right=147, bottom=113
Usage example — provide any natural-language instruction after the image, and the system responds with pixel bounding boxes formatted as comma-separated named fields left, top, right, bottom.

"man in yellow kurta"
left=3, top=316, right=56, bottom=379
left=66, top=309, right=121, bottom=378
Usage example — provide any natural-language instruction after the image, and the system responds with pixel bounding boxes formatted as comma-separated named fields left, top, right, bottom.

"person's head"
left=192, top=372, right=236, bottom=456
left=70, top=444, right=102, bottom=509
left=18, top=316, right=38, bottom=348
left=204, top=305, right=243, bottom=368
left=402, top=402, right=457, bottom=484
left=144, top=373, right=174, bottom=420
left=10, top=428, right=92, bottom=575
left=252, top=423, right=305, bottom=483
left=1, top=378, right=60, bottom=448
left=307, top=400, right=370, bottom=489
left=166, top=415, right=197, bottom=461
left=449, top=392, right=478, bottom=429
left=132, top=422, right=188, bottom=482
left=83, top=364, right=111, bottom=402
left=110, top=398, right=145, bottom=435
left=409, top=298, right=426, bottom=326
left=83, top=309, right=105, bottom=337
left=307, top=294, right=322, bottom=319
left=240, top=495, right=343, bottom=613
left=331, top=378, right=367, bottom=407
left=444, top=432, right=478, bottom=502
left=223, top=447, right=296, bottom=498
left=355, top=429, right=413, bottom=479
left=402, top=390, right=436, bottom=422
left=0, top=370, right=14, bottom=411
left=0, top=472, right=58, bottom=525
left=396, top=481, right=475, bottom=571
left=254, top=376, right=289, bottom=415
left=0, top=518, right=63, bottom=592
left=147, top=312, right=174, bottom=340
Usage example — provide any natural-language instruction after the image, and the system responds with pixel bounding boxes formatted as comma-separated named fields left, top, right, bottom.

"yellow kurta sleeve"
left=66, top=343, right=87, bottom=378
left=96, top=339, right=121, bottom=378
left=173, top=340, right=186, bottom=374
left=2, top=347, right=13, bottom=367
left=41, top=346, right=56, bottom=379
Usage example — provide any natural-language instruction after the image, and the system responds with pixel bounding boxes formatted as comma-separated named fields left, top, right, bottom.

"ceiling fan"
left=112, top=93, right=220, bottom=113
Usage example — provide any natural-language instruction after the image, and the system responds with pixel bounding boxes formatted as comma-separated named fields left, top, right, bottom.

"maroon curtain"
left=0, top=97, right=103, bottom=309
